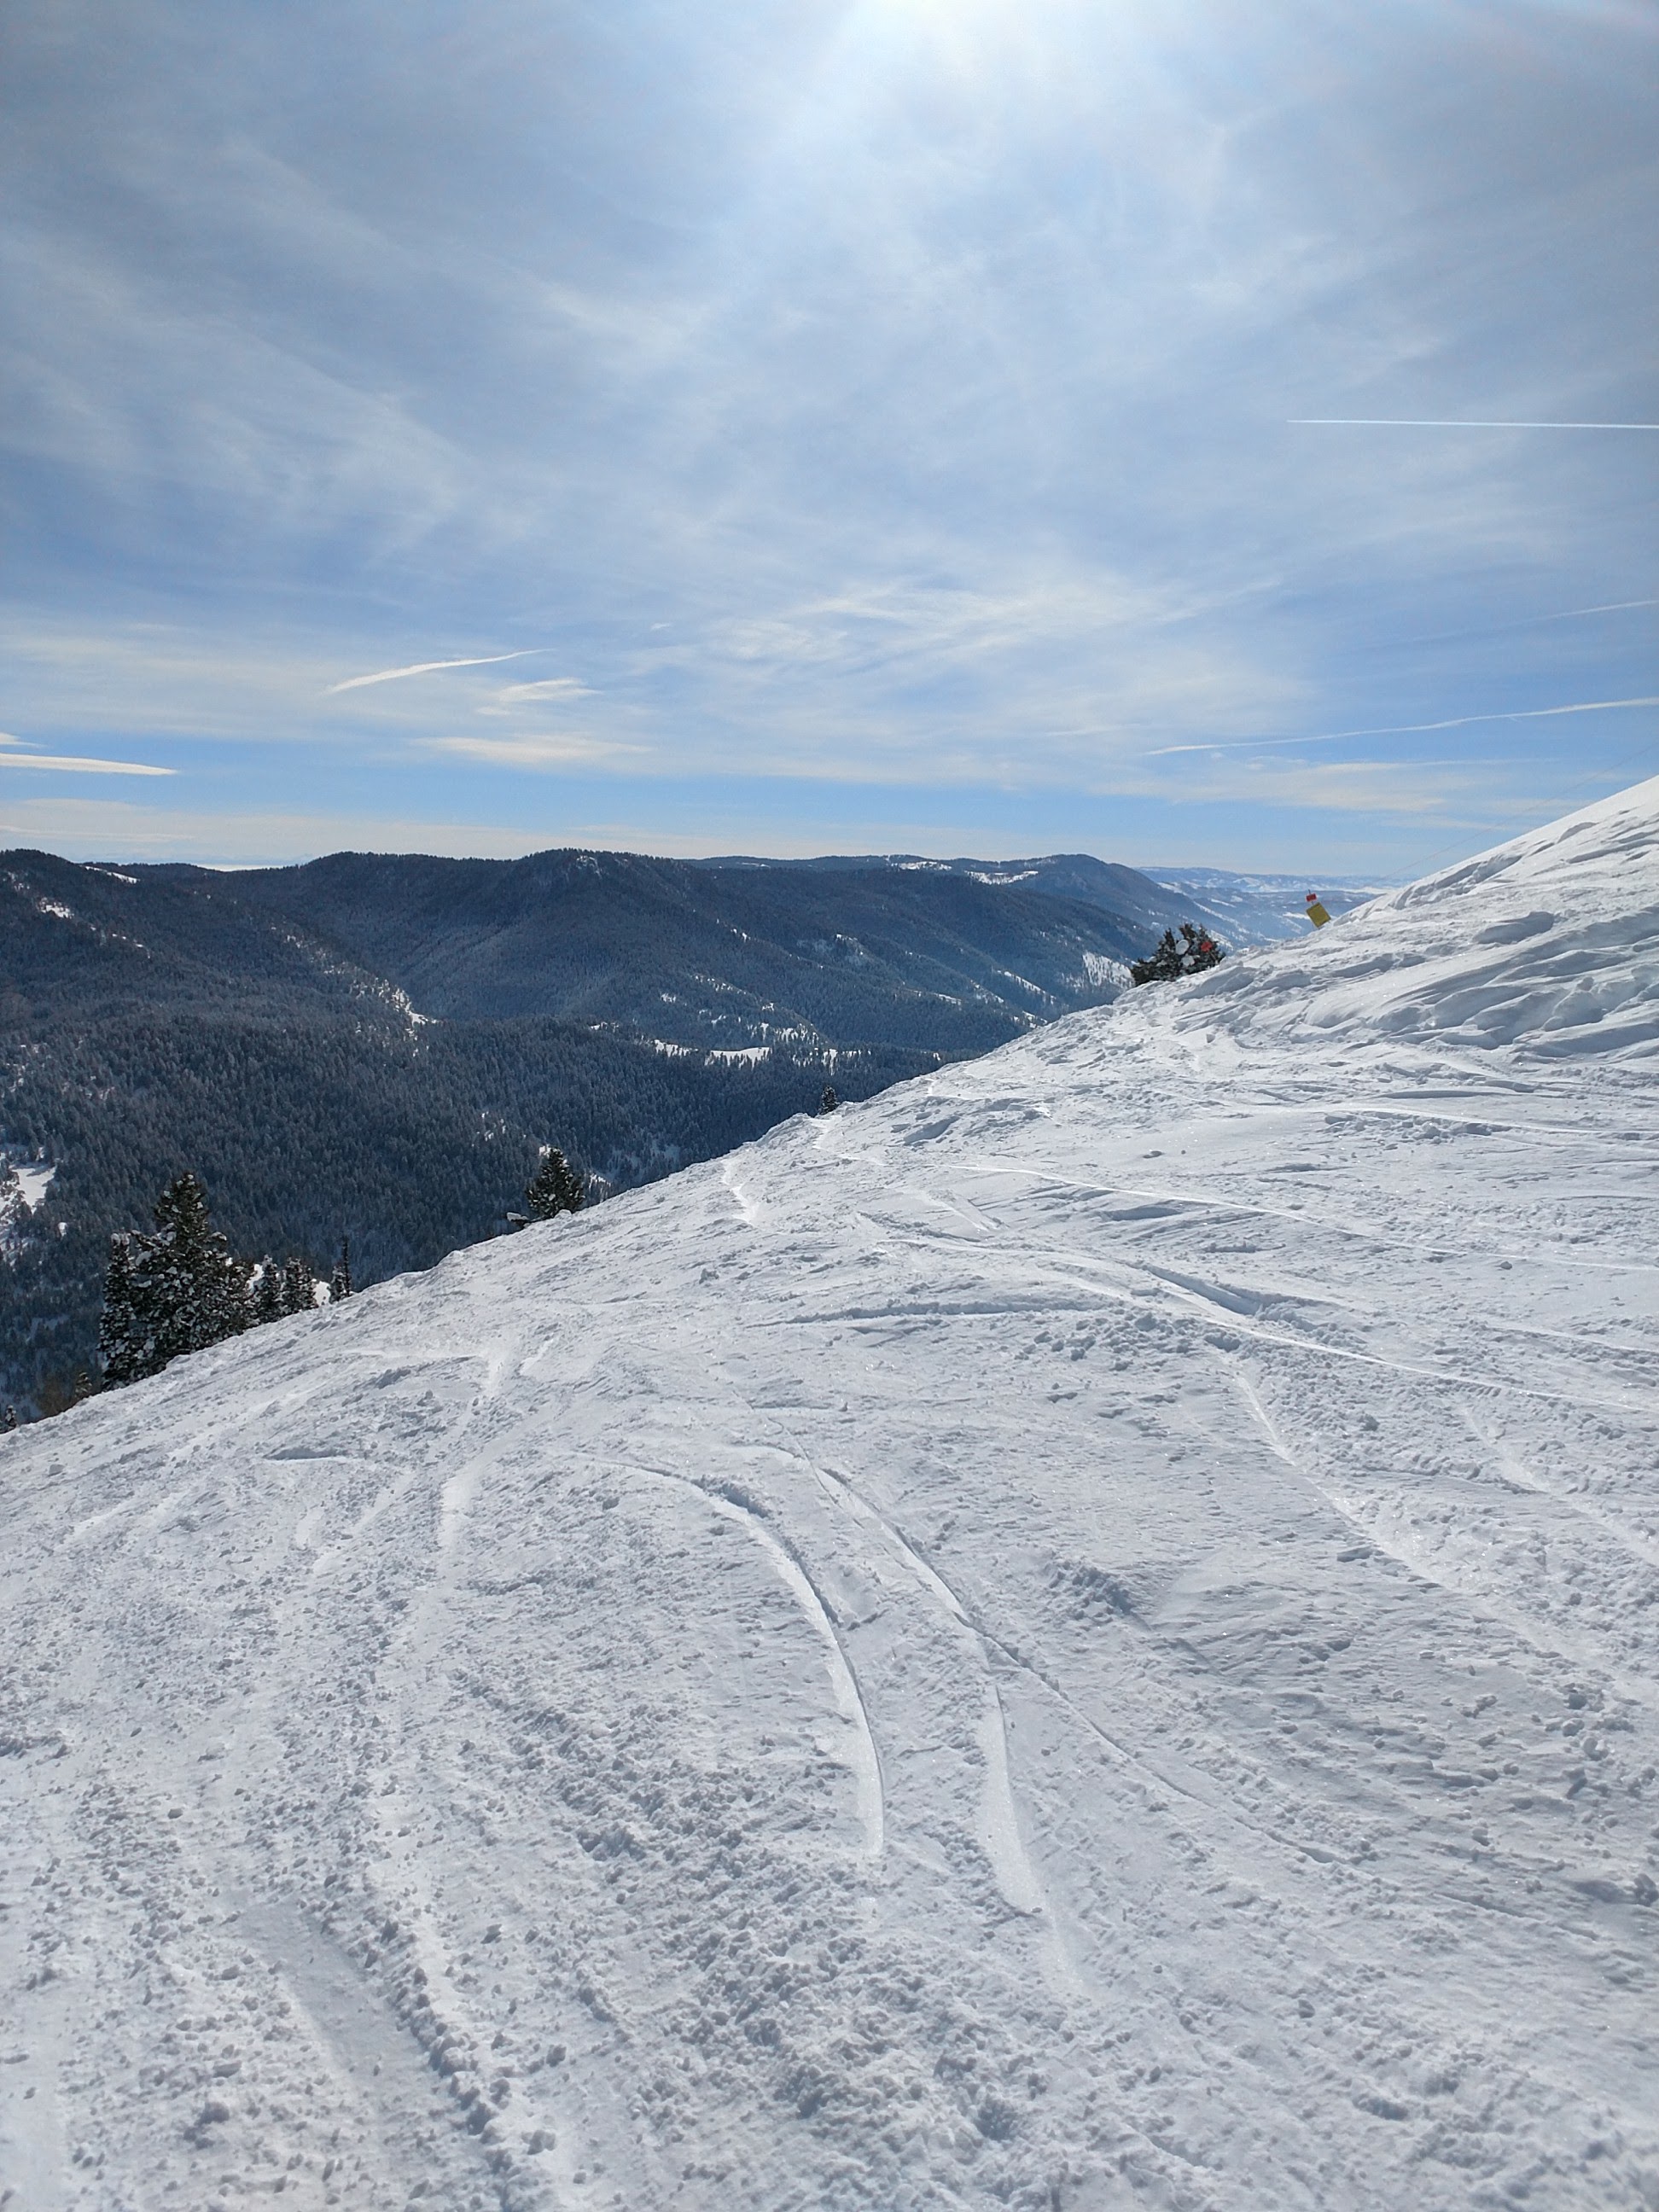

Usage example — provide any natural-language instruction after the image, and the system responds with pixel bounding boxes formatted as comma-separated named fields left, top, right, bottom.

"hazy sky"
left=3, top=0, right=1655, bottom=871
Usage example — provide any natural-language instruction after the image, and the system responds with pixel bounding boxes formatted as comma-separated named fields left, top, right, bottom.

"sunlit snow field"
left=3, top=781, right=1657, bottom=2210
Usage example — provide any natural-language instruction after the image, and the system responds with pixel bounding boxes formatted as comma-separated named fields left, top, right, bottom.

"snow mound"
left=2, top=783, right=1657, bottom=2209
left=1181, top=772, right=1659, bottom=1060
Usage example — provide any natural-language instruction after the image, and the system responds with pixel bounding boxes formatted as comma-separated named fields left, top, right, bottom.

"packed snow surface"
left=4, top=781, right=1659, bottom=2210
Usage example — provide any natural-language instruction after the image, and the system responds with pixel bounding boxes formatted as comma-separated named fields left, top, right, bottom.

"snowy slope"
left=3, top=780, right=1657, bottom=2212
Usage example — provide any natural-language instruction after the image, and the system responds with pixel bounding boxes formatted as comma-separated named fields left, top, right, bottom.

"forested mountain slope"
left=217, top=847, right=1206, bottom=1039
left=696, top=848, right=1239, bottom=936
left=2, top=846, right=1203, bottom=1409
left=2, top=780, right=1654, bottom=2209
left=693, top=851, right=1380, bottom=946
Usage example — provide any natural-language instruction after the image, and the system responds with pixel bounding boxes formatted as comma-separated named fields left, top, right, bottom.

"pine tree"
left=1130, top=922, right=1225, bottom=986
left=1178, top=922, right=1224, bottom=975
left=136, top=1173, right=253, bottom=1367
left=818, top=1085, right=840, bottom=1115
left=97, top=1173, right=258, bottom=1387
left=1129, top=929, right=1184, bottom=986
left=253, top=1260, right=283, bottom=1324
left=97, top=1231, right=149, bottom=1385
left=329, top=1237, right=352, bottom=1302
left=281, top=1255, right=316, bottom=1316
left=525, top=1146, right=585, bottom=1221
left=36, top=1370, right=96, bottom=1416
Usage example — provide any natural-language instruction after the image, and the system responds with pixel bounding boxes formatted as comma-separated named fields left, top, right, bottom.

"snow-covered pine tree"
left=1130, top=929, right=1184, bottom=986
left=329, top=1237, right=352, bottom=1302
left=281, top=1255, right=316, bottom=1316
left=101, top=1173, right=252, bottom=1383
left=819, top=1085, right=840, bottom=1114
left=139, top=1173, right=253, bottom=1368
left=525, top=1146, right=585, bottom=1221
left=97, top=1232, right=150, bottom=1385
left=1179, top=923, right=1224, bottom=975
left=253, top=1260, right=283, bottom=1324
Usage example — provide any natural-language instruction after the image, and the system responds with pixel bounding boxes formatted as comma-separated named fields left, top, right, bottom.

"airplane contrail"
left=1289, top=417, right=1659, bottom=430
left=1540, top=597, right=1659, bottom=620
left=0, top=741, right=173, bottom=776
left=1147, top=695, right=1659, bottom=759
left=326, top=650, right=544, bottom=696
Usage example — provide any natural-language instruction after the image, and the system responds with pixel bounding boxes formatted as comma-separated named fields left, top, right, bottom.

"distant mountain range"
left=1143, top=868, right=1389, bottom=943
left=693, top=851, right=1387, bottom=946
left=2, top=842, right=1297, bottom=1411
left=212, top=846, right=1232, bottom=1042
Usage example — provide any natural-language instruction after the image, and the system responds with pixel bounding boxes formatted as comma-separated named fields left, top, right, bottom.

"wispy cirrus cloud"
left=3, top=0, right=1654, bottom=870
left=0, top=731, right=172, bottom=777
left=477, top=678, right=592, bottom=714
left=423, top=734, right=643, bottom=768
left=1146, top=696, right=1659, bottom=760
left=1288, top=417, right=1659, bottom=430
left=325, top=651, right=546, bottom=695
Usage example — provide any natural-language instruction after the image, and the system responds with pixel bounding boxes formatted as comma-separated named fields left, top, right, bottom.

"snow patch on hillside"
left=13, top=1161, right=55, bottom=1211
left=0, top=1157, right=55, bottom=1260
left=1178, top=777, right=1659, bottom=1060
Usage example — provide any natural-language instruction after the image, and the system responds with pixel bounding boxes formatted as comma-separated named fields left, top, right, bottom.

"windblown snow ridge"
left=1177, top=772, right=1659, bottom=1060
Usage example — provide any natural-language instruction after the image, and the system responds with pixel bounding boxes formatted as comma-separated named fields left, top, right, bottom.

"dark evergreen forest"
left=2, top=844, right=1220, bottom=1413
left=0, top=1004, right=926, bottom=1412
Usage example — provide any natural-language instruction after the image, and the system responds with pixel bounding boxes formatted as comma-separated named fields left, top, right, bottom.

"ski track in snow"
left=806, top=1458, right=1045, bottom=1917
left=3, top=777, right=1659, bottom=2209
left=624, top=1459, right=887, bottom=1863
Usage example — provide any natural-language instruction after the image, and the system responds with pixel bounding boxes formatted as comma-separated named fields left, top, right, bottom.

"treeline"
left=96, top=1172, right=353, bottom=1388
left=0, top=1008, right=928, bottom=1414
left=81, top=1141, right=584, bottom=1405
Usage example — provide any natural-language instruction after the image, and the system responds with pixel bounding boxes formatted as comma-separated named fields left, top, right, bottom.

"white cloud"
left=477, top=678, right=593, bottom=713
left=423, top=733, right=643, bottom=768
left=1100, top=752, right=1540, bottom=825
left=3, top=0, right=1651, bottom=868
left=0, top=795, right=567, bottom=866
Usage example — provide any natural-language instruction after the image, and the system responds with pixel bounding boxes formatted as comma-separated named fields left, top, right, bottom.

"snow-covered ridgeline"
left=1, top=780, right=1656, bottom=2210
left=1181, top=780, right=1659, bottom=1059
